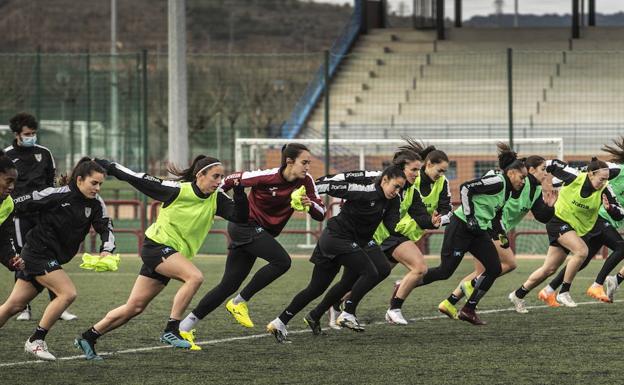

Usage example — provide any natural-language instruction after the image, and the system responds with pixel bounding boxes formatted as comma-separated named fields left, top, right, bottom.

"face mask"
left=20, top=135, right=37, bottom=147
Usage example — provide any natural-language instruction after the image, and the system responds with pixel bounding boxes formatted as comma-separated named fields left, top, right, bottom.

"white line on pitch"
left=1, top=299, right=620, bottom=368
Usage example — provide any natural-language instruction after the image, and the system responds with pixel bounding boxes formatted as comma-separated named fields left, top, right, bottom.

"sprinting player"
left=0, top=150, right=21, bottom=273
left=0, top=158, right=114, bottom=361
left=319, top=139, right=451, bottom=326
left=178, top=143, right=325, bottom=339
left=5, top=112, right=76, bottom=321
left=439, top=154, right=556, bottom=319
left=415, top=143, right=527, bottom=325
left=538, top=139, right=624, bottom=305
left=509, top=157, right=624, bottom=312
left=75, top=156, right=248, bottom=359
left=266, top=165, right=405, bottom=342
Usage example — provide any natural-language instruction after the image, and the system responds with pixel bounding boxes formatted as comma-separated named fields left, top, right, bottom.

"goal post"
left=234, top=137, right=564, bottom=254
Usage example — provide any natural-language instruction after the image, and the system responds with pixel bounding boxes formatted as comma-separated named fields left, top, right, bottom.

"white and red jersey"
left=222, top=167, right=325, bottom=237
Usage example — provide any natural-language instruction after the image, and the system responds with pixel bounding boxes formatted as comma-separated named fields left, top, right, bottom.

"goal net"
left=235, top=137, right=564, bottom=256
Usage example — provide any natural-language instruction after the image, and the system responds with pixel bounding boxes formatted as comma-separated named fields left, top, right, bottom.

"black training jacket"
left=316, top=179, right=401, bottom=246
left=13, top=183, right=115, bottom=263
left=4, top=140, right=55, bottom=197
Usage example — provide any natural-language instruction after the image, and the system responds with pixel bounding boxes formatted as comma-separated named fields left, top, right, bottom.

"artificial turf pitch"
left=1, top=256, right=623, bottom=384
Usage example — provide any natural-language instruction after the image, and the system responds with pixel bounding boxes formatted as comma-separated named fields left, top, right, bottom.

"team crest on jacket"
left=85, top=207, right=92, bottom=217
left=34, top=154, right=42, bottom=162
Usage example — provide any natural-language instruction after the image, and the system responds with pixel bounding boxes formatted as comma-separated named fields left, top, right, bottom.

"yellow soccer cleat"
left=586, top=285, right=612, bottom=303
left=537, top=288, right=561, bottom=307
left=225, top=299, right=254, bottom=328
left=438, top=299, right=459, bottom=320
left=179, top=329, right=202, bottom=351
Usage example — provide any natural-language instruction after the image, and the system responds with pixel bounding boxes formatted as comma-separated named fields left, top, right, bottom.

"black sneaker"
left=303, top=314, right=324, bottom=336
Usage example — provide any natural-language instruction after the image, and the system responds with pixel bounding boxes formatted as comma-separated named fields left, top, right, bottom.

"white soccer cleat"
left=59, top=310, right=78, bottom=321
left=604, top=275, right=619, bottom=302
left=336, top=312, right=365, bottom=332
left=16, top=306, right=31, bottom=321
left=556, top=292, right=578, bottom=307
left=24, top=339, right=56, bottom=361
left=328, top=307, right=341, bottom=330
left=385, top=308, right=408, bottom=325
left=266, top=318, right=290, bottom=344
left=508, top=292, right=529, bottom=314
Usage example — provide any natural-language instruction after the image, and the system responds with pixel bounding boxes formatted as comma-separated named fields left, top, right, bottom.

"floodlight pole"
left=572, top=0, right=580, bottom=39
left=168, top=0, right=189, bottom=170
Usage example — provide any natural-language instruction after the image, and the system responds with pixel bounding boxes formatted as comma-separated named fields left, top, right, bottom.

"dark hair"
left=497, top=142, right=525, bottom=172
left=0, top=150, right=16, bottom=174
left=63, top=157, right=105, bottom=186
left=400, top=137, right=449, bottom=165
left=392, top=138, right=422, bottom=169
left=602, top=137, right=624, bottom=164
left=377, top=164, right=406, bottom=184
left=587, top=157, right=608, bottom=173
left=525, top=155, right=546, bottom=170
left=9, top=112, right=38, bottom=134
left=168, top=155, right=221, bottom=182
left=281, top=143, right=310, bottom=167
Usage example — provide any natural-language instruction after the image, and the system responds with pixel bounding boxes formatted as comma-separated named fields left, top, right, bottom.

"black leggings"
left=548, top=221, right=624, bottom=289
left=192, top=231, right=291, bottom=320
left=420, top=216, right=502, bottom=308
left=279, top=246, right=387, bottom=324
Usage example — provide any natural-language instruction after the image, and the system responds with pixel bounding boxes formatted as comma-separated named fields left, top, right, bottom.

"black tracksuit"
left=4, top=140, right=55, bottom=250
left=13, top=183, right=115, bottom=291
left=278, top=179, right=401, bottom=324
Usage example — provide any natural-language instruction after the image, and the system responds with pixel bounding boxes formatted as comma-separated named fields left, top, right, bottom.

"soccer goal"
left=235, top=137, right=564, bottom=254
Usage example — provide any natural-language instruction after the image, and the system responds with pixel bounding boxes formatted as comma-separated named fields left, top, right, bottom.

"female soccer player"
left=0, top=150, right=21, bottom=272
left=266, top=165, right=405, bottom=342
left=415, top=143, right=528, bottom=325
left=438, top=153, right=556, bottom=319
left=0, top=158, right=114, bottom=361
left=75, top=155, right=248, bottom=359
left=177, top=143, right=325, bottom=339
left=509, top=157, right=624, bottom=312
left=537, top=139, right=624, bottom=305
left=318, top=139, right=452, bottom=325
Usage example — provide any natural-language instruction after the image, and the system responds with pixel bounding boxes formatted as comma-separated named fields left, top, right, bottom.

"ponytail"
left=497, top=142, right=525, bottom=172
left=587, top=157, right=608, bottom=173
left=61, top=157, right=105, bottom=186
left=602, top=137, right=624, bottom=164
left=168, top=155, right=221, bottom=182
left=398, top=137, right=448, bottom=165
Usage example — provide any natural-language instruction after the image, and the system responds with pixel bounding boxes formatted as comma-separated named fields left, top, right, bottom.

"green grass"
left=1, top=257, right=622, bottom=384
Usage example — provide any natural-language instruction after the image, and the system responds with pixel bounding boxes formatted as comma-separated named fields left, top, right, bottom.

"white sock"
left=592, top=282, right=601, bottom=288
left=232, top=294, right=246, bottom=305
left=544, top=285, right=555, bottom=294
left=180, top=312, right=199, bottom=332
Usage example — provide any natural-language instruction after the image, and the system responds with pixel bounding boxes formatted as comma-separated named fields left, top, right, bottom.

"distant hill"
left=465, top=12, right=624, bottom=28
left=0, top=0, right=352, bottom=53
left=0, top=0, right=622, bottom=53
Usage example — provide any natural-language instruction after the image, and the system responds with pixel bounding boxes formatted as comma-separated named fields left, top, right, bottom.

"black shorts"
left=227, top=221, right=271, bottom=249
left=379, top=235, right=410, bottom=263
left=546, top=217, right=576, bottom=247
left=310, top=228, right=369, bottom=267
left=138, top=237, right=179, bottom=285
left=16, top=245, right=63, bottom=293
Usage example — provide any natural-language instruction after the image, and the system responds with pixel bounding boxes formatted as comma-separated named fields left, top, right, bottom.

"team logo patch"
left=84, top=207, right=92, bottom=217
left=162, top=247, right=173, bottom=254
left=47, top=259, right=59, bottom=269
left=560, top=224, right=569, bottom=232
left=453, top=250, right=463, bottom=258
left=255, top=227, right=264, bottom=233
left=351, top=242, right=358, bottom=248
left=370, top=201, right=375, bottom=207
left=34, top=154, right=42, bottom=162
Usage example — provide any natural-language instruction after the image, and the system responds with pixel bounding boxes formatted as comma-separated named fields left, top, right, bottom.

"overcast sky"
left=310, top=0, right=624, bottom=19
